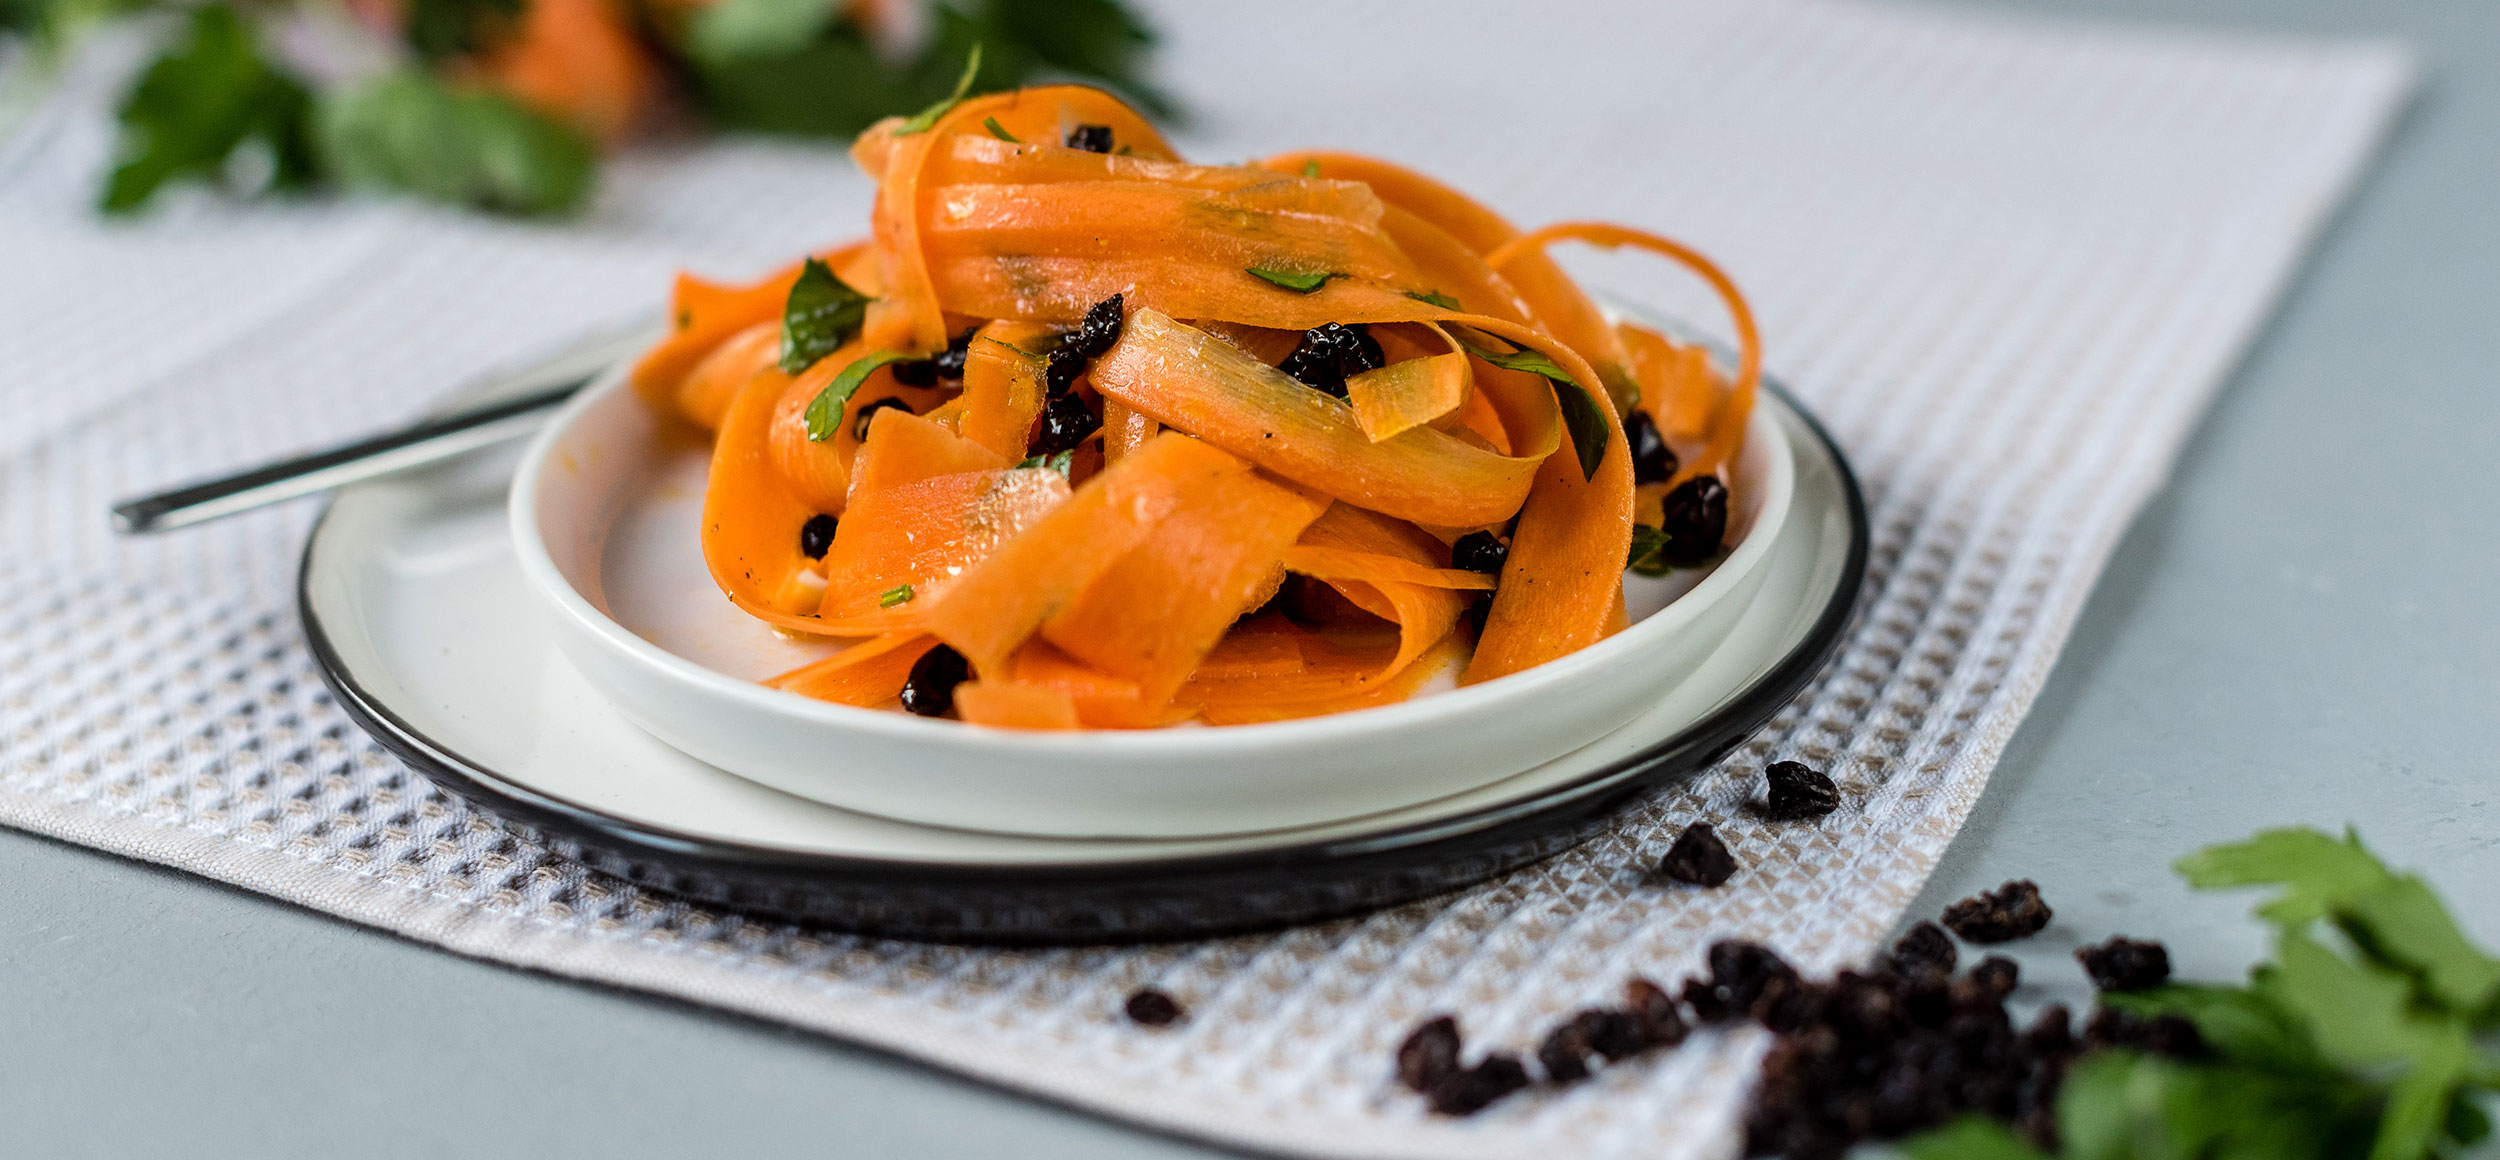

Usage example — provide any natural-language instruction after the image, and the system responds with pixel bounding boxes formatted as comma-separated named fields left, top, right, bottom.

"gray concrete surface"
left=3, top=0, right=2494, bottom=1156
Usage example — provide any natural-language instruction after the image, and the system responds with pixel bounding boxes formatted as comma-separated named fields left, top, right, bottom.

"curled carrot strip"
left=1482, top=221, right=1762, bottom=484
left=767, top=633, right=936, bottom=706
left=646, top=87, right=1759, bottom=724
left=917, top=432, right=1247, bottom=677
left=1090, top=310, right=1550, bottom=527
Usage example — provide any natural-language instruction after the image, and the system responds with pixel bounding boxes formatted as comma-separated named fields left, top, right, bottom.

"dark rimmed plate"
left=299, top=378, right=1863, bottom=943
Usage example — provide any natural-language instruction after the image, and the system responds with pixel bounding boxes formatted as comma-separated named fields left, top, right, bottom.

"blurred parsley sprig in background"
left=0, top=0, right=1168, bottom=216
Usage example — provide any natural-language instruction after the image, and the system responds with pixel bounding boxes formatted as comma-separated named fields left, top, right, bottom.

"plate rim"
left=298, top=380, right=1867, bottom=893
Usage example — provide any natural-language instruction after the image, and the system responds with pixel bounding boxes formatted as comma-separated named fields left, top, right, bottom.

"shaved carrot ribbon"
left=767, top=633, right=935, bottom=705
left=649, top=87, right=1759, bottom=724
left=916, top=432, right=1247, bottom=677
left=1481, top=222, right=1761, bottom=485
left=1091, top=310, right=1549, bottom=527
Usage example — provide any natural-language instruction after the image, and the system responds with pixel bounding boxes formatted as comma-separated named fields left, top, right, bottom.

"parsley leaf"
left=804, top=351, right=915, bottom=441
left=317, top=71, right=594, bottom=216
left=983, top=116, right=1019, bottom=142
left=2340, top=876, right=2500, bottom=1018
left=2260, top=927, right=2446, bottom=1070
left=976, top=0, right=1172, bottom=117
left=2099, top=984, right=2326, bottom=1077
left=2181, top=826, right=2500, bottom=1021
left=1245, top=266, right=1343, bottom=293
left=1626, top=524, right=1674, bottom=576
left=1016, top=449, right=1074, bottom=477
left=1902, top=826, right=2500, bottom=1160
left=895, top=43, right=983, bottom=135
left=779, top=258, right=874, bottom=374
left=683, top=26, right=912, bottom=137
left=1453, top=331, right=1611, bottom=480
left=878, top=584, right=915, bottom=608
left=1901, top=1117, right=2052, bottom=1160
left=1301, top=158, right=1321, bottom=178
left=2175, top=826, right=2395, bottom=927
left=403, top=0, right=521, bottom=60
left=1405, top=289, right=1462, bottom=311
left=2373, top=1028, right=2473, bottom=1160
left=101, top=4, right=318, bottom=214
left=687, top=0, right=837, bottom=64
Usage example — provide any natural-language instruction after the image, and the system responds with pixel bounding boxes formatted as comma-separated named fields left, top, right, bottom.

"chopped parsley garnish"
left=1406, top=289, right=1462, bottom=311
left=982, top=116, right=1019, bottom=142
left=1301, top=159, right=1321, bottom=178
left=1245, top=266, right=1343, bottom=294
left=1625, top=524, right=1674, bottom=576
left=894, top=44, right=982, bottom=135
left=1454, top=332, right=1610, bottom=480
left=878, top=584, right=915, bottom=608
left=803, top=350, right=915, bottom=441
left=779, top=257, right=873, bottom=374
left=1016, top=449, right=1076, bottom=477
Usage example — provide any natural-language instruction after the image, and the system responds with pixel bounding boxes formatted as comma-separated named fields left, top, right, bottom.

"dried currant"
left=1072, top=293, right=1125, bottom=357
left=2023, top=1003, right=2074, bottom=1057
left=932, top=327, right=976, bottom=380
left=1624, top=977, right=1688, bottom=1048
left=1276, top=322, right=1383, bottom=396
left=1065, top=123, right=1114, bottom=153
left=1396, top=1016, right=1462, bottom=1093
left=1709, top=940, right=1800, bottom=1016
left=2133, top=1014, right=2206, bottom=1059
left=1030, top=392, right=1102, bottom=455
left=1659, top=822, right=1738, bottom=887
left=2085, top=1007, right=2204, bottom=1059
left=797, top=513, right=838, bottom=560
left=1764, top=760, right=1841, bottom=820
left=1625, top=407, right=1678, bottom=484
left=1428, top=1053, right=1529, bottom=1116
left=1655, top=474, right=1728, bottom=566
left=1045, top=344, right=1088, bottom=395
left=1450, top=530, right=1508, bottom=575
left=1536, top=1018, right=1597, bottom=1083
left=898, top=644, right=969, bottom=717
left=1124, top=988, right=1182, bottom=1026
left=1941, top=880, right=2053, bottom=943
left=1580, top=1009, right=1645, bottom=1061
left=1888, top=921, right=1957, bottom=977
left=1683, top=975, right=1733, bottom=1023
left=887, top=356, right=938, bottom=387
left=1969, top=955, right=2020, bottom=1001
left=852, top=395, right=915, bottom=441
left=1752, top=974, right=1826, bottom=1033
left=2075, top=936, right=2170, bottom=992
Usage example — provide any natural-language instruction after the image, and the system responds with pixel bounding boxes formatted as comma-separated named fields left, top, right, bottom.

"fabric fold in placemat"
left=0, top=1, right=2413, bottom=1156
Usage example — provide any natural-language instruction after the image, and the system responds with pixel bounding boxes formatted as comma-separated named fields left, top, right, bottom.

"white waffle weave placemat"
left=0, top=1, right=2412, bottom=1155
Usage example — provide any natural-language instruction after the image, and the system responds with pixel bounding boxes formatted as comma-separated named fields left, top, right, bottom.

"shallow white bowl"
left=510, top=359, right=1796, bottom=838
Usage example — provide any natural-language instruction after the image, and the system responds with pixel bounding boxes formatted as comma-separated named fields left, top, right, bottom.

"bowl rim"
left=505, top=352, right=1797, bottom=763
left=299, top=378, right=1864, bottom=901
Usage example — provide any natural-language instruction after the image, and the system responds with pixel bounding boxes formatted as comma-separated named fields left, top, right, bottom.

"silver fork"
left=109, top=324, right=656, bottom=534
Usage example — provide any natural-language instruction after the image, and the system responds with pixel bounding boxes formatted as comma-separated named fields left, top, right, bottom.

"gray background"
left=3, top=0, right=2493, bottom=1155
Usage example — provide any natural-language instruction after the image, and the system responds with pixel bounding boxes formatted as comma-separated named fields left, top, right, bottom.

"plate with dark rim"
left=298, top=341, right=1865, bottom=943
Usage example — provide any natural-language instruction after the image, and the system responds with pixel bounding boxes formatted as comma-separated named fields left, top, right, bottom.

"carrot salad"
left=628, top=83, right=1761, bottom=729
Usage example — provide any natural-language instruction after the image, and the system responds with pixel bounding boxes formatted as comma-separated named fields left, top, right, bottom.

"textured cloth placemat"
left=0, top=2, right=2412, bottom=1155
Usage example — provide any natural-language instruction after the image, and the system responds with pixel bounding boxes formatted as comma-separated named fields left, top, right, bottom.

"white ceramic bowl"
left=511, top=360, right=1795, bottom=838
